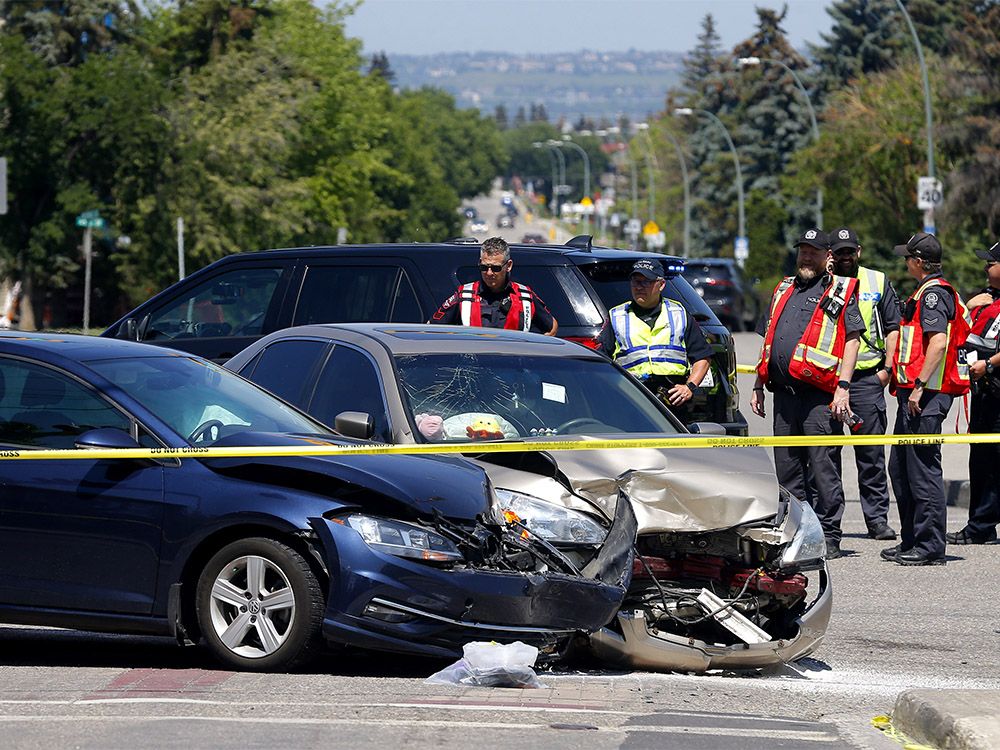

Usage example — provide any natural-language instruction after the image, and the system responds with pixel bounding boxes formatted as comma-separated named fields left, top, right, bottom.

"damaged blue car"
left=0, top=334, right=634, bottom=671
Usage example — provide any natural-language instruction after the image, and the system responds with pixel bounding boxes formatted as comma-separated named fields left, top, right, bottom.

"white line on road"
left=0, top=714, right=839, bottom=740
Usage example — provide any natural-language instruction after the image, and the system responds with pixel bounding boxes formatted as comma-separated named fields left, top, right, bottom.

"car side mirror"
left=687, top=422, right=727, bottom=436
left=334, top=411, right=374, bottom=440
left=115, top=318, right=138, bottom=340
left=74, top=427, right=141, bottom=450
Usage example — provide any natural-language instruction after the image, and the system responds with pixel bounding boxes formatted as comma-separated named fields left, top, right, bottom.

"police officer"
left=882, top=232, right=971, bottom=566
left=431, top=237, right=558, bottom=335
left=947, top=240, right=1000, bottom=545
left=602, top=258, right=713, bottom=425
left=829, top=227, right=901, bottom=541
left=751, top=229, right=864, bottom=560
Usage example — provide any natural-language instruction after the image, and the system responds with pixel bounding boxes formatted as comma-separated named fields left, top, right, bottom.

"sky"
left=342, top=0, right=836, bottom=56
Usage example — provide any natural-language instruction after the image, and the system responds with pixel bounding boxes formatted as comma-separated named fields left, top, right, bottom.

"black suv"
left=681, top=257, right=760, bottom=333
left=104, top=238, right=747, bottom=434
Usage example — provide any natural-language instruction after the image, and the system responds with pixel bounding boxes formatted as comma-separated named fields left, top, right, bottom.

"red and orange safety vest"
left=894, top=277, right=971, bottom=394
left=458, top=281, right=534, bottom=331
left=757, top=275, right=860, bottom=394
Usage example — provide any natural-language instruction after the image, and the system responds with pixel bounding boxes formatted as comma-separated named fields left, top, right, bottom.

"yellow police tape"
left=736, top=364, right=757, bottom=374
left=0, top=432, right=998, bottom=461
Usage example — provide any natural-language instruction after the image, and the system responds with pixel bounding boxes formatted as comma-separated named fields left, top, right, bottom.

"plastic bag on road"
left=425, top=641, right=547, bottom=689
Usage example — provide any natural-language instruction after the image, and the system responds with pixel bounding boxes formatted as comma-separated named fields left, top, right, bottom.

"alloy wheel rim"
left=208, top=555, right=296, bottom=658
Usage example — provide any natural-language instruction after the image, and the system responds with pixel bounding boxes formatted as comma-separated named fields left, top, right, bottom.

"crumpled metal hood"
left=473, top=438, right=779, bottom=533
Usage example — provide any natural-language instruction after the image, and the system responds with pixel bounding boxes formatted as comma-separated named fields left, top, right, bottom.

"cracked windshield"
left=396, top=353, right=679, bottom=442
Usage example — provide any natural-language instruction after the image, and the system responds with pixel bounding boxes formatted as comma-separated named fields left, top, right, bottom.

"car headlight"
left=344, top=514, right=462, bottom=562
left=779, top=495, right=827, bottom=568
left=493, top=488, right=607, bottom=544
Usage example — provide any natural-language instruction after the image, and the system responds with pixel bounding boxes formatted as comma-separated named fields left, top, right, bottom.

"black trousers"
left=966, top=389, right=1000, bottom=537
left=888, top=389, right=952, bottom=559
left=773, top=387, right=846, bottom=542
left=839, top=369, right=892, bottom=529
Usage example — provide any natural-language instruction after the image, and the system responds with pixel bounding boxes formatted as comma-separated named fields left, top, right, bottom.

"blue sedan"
left=0, top=333, right=633, bottom=671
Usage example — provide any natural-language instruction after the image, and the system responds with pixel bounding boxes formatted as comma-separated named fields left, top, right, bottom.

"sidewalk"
left=893, top=690, right=1000, bottom=749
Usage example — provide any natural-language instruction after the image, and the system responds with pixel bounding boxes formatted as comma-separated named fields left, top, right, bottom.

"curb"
left=893, top=690, right=1000, bottom=750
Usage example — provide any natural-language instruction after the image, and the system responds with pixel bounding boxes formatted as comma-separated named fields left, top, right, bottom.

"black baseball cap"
left=631, top=258, right=664, bottom=279
left=975, top=240, right=1000, bottom=262
left=794, top=228, right=829, bottom=250
left=893, top=232, right=942, bottom=262
left=829, top=227, right=860, bottom=252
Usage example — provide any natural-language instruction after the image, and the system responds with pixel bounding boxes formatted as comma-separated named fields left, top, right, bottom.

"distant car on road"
left=682, top=258, right=760, bottom=332
left=497, top=214, right=514, bottom=229
left=469, top=218, right=489, bottom=234
left=0, top=333, right=631, bottom=671
left=521, top=233, right=546, bottom=244
left=461, top=206, right=478, bottom=220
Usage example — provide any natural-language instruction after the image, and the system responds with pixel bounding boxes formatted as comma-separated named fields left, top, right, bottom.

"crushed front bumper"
left=589, top=567, right=832, bottom=672
left=309, top=497, right=636, bottom=659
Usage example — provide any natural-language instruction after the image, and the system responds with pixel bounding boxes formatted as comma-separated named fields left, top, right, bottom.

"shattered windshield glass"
left=394, top=353, right=679, bottom=443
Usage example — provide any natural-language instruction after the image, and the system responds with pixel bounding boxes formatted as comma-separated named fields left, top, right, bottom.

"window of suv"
left=294, top=265, right=422, bottom=325
left=143, top=267, right=283, bottom=341
left=578, top=260, right=716, bottom=322
left=456, top=265, right=603, bottom=326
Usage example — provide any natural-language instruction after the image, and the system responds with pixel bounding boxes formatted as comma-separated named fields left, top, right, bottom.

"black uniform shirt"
left=874, top=277, right=903, bottom=334
left=756, top=274, right=865, bottom=388
left=599, top=298, right=714, bottom=363
left=903, top=272, right=955, bottom=334
left=431, top=280, right=556, bottom=334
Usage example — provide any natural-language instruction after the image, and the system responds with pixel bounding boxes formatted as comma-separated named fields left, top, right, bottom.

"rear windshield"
left=457, top=265, right=604, bottom=327
left=683, top=263, right=735, bottom=282
left=578, top=261, right=717, bottom=323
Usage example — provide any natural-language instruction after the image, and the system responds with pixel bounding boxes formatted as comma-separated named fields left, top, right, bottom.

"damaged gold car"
left=226, top=324, right=832, bottom=673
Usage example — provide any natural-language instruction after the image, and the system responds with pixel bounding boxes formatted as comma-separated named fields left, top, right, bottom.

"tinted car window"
left=144, top=267, right=283, bottom=341
left=245, top=339, right=328, bottom=406
left=294, top=266, right=422, bottom=325
left=579, top=261, right=715, bottom=322
left=309, top=345, right=390, bottom=442
left=684, top=263, right=735, bottom=282
left=0, top=359, right=130, bottom=448
left=456, top=265, right=603, bottom=326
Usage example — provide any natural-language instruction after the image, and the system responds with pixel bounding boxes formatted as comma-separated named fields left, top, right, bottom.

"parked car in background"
left=103, top=237, right=747, bottom=434
left=682, top=258, right=760, bottom=333
left=227, top=324, right=832, bottom=672
left=0, top=333, right=633, bottom=671
left=469, top=218, right=489, bottom=234
left=521, top=233, right=546, bottom=244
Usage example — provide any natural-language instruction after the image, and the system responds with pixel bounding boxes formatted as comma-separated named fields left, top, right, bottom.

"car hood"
left=470, top=436, right=779, bottom=533
left=204, top=432, right=492, bottom=521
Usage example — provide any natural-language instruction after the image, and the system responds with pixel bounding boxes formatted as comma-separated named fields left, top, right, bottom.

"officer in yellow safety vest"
left=881, top=232, right=971, bottom=567
left=751, top=228, right=865, bottom=560
left=603, top=258, right=712, bottom=425
left=829, top=227, right=902, bottom=542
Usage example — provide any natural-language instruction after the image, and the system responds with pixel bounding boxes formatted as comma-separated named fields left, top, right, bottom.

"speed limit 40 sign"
left=917, top=177, right=943, bottom=210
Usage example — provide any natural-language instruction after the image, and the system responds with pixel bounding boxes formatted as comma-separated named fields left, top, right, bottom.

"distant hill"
left=386, top=49, right=684, bottom=123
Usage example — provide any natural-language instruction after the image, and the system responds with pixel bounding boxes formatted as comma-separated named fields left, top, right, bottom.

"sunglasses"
left=832, top=248, right=858, bottom=257
left=479, top=263, right=507, bottom=273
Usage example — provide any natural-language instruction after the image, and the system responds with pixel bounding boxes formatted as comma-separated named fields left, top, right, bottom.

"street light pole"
left=532, top=141, right=559, bottom=216
left=634, top=124, right=657, bottom=229
left=655, top=128, right=692, bottom=258
left=558, top=136, right=592, bottom=235
left=674, top=107, right=745, bottom=257
left=545, top=140, right=567, bottom=219
left=738, top=56, right=823, bottom=226
left=893, top=0, right=936, bottom=233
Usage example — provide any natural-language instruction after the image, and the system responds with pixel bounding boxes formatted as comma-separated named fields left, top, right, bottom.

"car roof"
left=255, top=323, right=608, bottom=358
left=207, top=240, right=684, bottom=267
left=0, top=331, right=194, bottom=363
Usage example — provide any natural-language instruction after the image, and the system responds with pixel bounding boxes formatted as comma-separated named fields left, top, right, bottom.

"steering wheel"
left=556, top=417, right=609, bottom=434
left=188, top=419, right=225, bottom=444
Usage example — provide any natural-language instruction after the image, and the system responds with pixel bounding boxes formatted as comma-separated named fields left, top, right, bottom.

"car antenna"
left=444, top=237, right=481, bottom=245
left=565, top=235, right=593, bottom=252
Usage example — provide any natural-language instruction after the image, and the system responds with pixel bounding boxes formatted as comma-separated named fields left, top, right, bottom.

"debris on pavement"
left=425, top=641, right=548, bottom=689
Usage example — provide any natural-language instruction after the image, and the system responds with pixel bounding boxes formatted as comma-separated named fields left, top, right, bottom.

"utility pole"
left=177, top=217, right=186, bottom=280
left=82, top=226, right=92, bottom=334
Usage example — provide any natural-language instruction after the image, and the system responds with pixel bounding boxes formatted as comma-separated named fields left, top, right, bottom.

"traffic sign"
left=625, top=218, right=642, bottom=236
left=76, top=216, right=105, bottom=229
left=917, top=177, right=943, bottom=210
left=734, top=236, right=749, bottom=266
left=643, top=220, right=659, bottom=236
left=580, top=196, right=593, bottom=206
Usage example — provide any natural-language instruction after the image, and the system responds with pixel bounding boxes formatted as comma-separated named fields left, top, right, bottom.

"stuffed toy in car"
left=414, top=413, right=445, bottom=441
left=465, top=416, right=505, bottom=440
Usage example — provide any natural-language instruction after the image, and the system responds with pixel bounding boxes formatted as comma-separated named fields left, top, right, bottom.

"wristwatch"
left=987, top=361, right=996, bottom=376
left=914, top=377, right=926, bottom=389
left=686, top=381, right=698, bottom=391
left=837, top=379, right=851, bottom=391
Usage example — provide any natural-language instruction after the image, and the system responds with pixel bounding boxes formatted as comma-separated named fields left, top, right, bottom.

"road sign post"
left=734, top=236, right=750, bottom=267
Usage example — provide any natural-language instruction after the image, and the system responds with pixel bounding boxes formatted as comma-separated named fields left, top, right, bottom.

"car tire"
left=196, top=537, right=325, bottom=672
